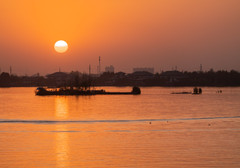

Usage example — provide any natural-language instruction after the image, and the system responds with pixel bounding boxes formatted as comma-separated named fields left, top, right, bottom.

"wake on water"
left=0, top=116, right=240, bottom=124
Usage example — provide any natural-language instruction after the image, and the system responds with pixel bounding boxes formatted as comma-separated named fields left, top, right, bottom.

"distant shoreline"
left=1, top=69, right=240, bottom=88
left=1, top=85, right=240, bottom=88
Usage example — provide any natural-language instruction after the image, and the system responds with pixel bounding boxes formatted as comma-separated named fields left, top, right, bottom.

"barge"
left=35, top=86, right=141, bottom=96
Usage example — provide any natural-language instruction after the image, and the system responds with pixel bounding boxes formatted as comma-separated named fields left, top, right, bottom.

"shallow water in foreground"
left=0, top=87, right=239, bottom=168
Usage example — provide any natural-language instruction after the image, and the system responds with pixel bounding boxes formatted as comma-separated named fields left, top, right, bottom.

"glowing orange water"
left=0, top=87, right=239, bottom=167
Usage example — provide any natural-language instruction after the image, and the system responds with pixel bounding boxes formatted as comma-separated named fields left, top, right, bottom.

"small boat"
left=171, top=87, right=202, bottom=95
left=35, top=86, right=141, bottom=96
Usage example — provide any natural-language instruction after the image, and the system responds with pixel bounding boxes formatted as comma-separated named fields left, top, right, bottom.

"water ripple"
left=0, top=116, right=239, bottom=124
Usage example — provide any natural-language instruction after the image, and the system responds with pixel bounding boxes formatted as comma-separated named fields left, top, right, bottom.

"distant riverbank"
left=1, top=69, right=240, bottom=87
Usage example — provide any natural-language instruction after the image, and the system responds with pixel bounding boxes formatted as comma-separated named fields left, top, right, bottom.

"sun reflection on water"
left=54, top=96, right=70, bottom=167
left=55, top=125, right=70, bottom=168
left=55, top=96, right=69, bottom=119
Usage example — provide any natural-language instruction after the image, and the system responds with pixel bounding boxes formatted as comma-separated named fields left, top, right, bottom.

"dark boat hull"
left=35, top=87, right=141, bottom=96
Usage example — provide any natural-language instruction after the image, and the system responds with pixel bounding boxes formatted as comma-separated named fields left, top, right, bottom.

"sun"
left=54, top=40, right=68, bottom=53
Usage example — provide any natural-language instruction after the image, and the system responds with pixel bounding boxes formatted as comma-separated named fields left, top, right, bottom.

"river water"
left=0, top=87, right=239, bottom=168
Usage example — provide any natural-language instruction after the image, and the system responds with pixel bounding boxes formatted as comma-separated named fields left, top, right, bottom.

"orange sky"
left=0, top=0, right=240, bottom=75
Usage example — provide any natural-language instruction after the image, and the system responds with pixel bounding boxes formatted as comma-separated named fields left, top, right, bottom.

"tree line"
left=0, top=69, right=240, bottom=87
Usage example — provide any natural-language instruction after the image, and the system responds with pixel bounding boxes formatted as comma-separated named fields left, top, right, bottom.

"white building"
left=105, top=65, right=115, bottom=73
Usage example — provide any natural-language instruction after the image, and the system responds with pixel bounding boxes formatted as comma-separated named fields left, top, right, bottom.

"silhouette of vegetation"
left=0, top=69, right=240, bottom=87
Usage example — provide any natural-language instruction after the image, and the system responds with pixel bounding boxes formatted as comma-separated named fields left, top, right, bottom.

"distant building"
left=46, top=72, right=69, bottom=86
left=105, top=65, right=114, bottom=73
left=46, top=72, right=69, bottom=79
left=133, top=67, right=154, bottom=74
left=115, top=72, right=126, bottom=78
left=160, top=70, right=187, bottom=83
left=128, top=71, right=154, bottom=81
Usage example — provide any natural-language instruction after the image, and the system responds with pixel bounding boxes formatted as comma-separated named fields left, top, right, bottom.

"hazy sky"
left=0, top=0, right=240, bottom=75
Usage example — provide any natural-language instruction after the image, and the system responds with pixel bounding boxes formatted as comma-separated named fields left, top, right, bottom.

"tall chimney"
left=89, top=64, right=91, bottom=75
left=10, top=66, right=12, bottom=75
left=99, top=56, right=101, bottom=74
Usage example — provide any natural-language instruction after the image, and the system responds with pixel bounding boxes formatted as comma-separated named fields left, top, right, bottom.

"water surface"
left=0, top=87, right=239, bottom=167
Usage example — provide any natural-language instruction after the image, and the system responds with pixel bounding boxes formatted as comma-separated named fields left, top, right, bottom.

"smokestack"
left=10, top=66, right=12, bottom=75
left=89, top=64, right=91, bottom=75
left=200, top=64, right=203, bottom=72
left=99, top=56, right=101, bottom=74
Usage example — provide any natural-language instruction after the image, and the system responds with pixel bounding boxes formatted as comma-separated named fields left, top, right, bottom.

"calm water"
left=0, top=87, right=239, bottom=168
